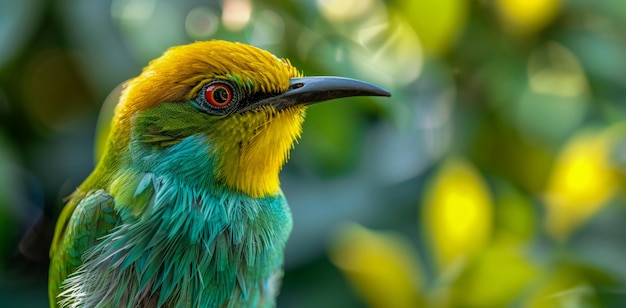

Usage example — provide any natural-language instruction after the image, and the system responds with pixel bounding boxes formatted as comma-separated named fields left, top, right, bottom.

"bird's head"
left=101, top=40, right=389, bottom=198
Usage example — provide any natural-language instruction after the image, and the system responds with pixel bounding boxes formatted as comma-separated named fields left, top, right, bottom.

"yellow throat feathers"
left=212, top=106, right=306, bottom=198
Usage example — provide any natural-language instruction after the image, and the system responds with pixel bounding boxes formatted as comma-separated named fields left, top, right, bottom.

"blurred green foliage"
left=1, top=0, right=626, bottom=306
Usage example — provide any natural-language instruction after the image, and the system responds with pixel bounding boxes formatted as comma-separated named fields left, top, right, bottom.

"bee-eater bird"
left=48, top=40, right=390, bottom=307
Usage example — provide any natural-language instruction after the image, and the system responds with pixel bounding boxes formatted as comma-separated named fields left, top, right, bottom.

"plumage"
left=49, top=40, right=390, bottom=307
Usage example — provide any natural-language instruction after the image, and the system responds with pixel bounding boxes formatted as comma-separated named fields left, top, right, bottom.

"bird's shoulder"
left=50, top=189, right=119, bottom=257
left=48, top=189, right=121, bottom=305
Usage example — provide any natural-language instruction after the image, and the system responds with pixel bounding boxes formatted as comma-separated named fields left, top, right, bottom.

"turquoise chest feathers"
left=59, top=135, right=293, bottom=307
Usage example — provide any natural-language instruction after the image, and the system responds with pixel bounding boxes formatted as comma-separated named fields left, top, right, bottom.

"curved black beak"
left=239, top=76, right=391, bottom=113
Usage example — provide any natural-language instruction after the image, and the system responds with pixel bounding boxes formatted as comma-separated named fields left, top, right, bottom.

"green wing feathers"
left=48, top=190, right=120, bottom=307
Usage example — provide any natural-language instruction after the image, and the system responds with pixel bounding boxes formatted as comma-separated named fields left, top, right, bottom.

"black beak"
left=239, top=76, right=391, bottom=113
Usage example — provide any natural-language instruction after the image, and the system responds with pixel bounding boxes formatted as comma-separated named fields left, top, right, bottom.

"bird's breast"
left=65, top=169, right=293, bottom=307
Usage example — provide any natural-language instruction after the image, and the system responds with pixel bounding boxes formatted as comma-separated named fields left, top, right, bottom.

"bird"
left=48, top=40, right=390, bottom=307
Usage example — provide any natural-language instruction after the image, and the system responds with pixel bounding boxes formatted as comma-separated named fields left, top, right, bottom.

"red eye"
left=205, top=83, right=233, bottom=107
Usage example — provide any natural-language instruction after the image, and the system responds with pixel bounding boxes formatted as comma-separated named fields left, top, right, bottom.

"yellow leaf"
left=496, top=0, right=561, bottom=37
left=328, top=223, right=423, bottom=308
left=397, top=0, right=468, bottom=56
left=527, top=42, right=589, bottom=98
left=453, top=240, right=538, bottom=307
left=422, top=157, right=493, bottom=270
left=495, top=184, right=536, bottom=243
left=544, top=129, right=620, bottom=240
left=523, top=265, right=611, bottom=308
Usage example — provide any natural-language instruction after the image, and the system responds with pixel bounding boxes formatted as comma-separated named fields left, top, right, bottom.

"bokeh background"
left=2, top=0, right=626, bottom=306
